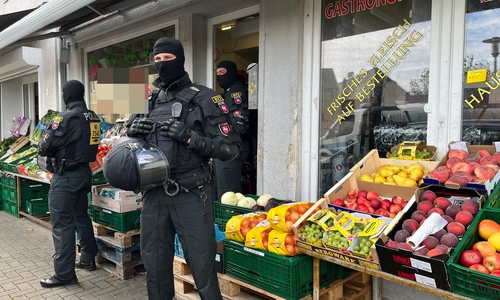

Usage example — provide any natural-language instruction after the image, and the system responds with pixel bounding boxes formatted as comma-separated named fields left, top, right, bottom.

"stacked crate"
left=2, top=174, right=18, bottom=217
left=19, top=177, right=50, bottom=216
left=89, top=179, right=143, bottom=280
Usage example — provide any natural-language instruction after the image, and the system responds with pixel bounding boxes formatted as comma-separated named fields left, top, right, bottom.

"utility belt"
left=47, top=158, right=86, bottom=175
left=163, top=164, right=213, bottom=196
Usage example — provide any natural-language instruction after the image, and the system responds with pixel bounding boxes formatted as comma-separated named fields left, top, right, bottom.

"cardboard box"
left=9, top=136, right=30, bottom=153
left=386, top=141, right=437, bottom=161
left=92, top=184, right=142, bottom=213
left=293, top=191, right=412, bottom=270
left=423, top=141, right=500, bottom=195
left=375, top=185, right=487, bottom=291
left=350, top=149, right=439, bottom=195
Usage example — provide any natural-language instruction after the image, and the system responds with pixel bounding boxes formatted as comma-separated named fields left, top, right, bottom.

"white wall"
left=256, top=0, right=303, bottom=200
left=1, top=79, right=23, bottom=138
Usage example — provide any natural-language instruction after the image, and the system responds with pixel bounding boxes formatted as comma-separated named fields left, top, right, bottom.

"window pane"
left=319, top=0, right=431, bottom=195
left=87, top=26, right=175, bottom=123
left=463, top=1, right=500, bottom=145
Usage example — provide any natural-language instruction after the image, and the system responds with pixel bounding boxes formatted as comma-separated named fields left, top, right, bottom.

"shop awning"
left=0, top=47, right=42, bottom=82
left=0, top=0, right=148, bottom=50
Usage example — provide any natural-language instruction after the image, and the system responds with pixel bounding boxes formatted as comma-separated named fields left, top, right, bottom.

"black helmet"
left=103, top=137, right=170, bottom=193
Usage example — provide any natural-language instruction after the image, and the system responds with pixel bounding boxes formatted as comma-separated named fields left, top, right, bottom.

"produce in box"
left=3, top=146, right=37, bottom=163
left=244, top=219, right=272, bottom=250
left=358, top=162, right=430, bottom=187
left=29, top=110, right=58, bottom=142
left=385, top=190, right=480, bottom=257
left=429, top=149, right=500, bottom=186
left=225, top=212, right=267, bottom=242
left=267, top=229, right=298, bottom=256
left=330, top=188, right=410, bottom=218
left=297, top=208, right=335, bottom=247
left=267, top=202, right=315, bottom=232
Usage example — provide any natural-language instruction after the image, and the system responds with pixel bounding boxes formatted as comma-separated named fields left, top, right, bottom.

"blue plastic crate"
left=174, top=224, right=225, bottom=259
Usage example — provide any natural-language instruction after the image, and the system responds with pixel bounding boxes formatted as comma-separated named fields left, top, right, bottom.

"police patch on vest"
left=211, top=95, right=224, bottom=104
left=52, top=121, right=59, bottom=130
left=89, top=122, right=100, bottom=145
left=218, top=123, right=230, bottom=136
left=231, top=92, right=242, bottom=104
left=233, top=110, right=241, bottom=117
left=53, top=116, right=63, bottom=122
left=218, top=102, right=229, bottom=113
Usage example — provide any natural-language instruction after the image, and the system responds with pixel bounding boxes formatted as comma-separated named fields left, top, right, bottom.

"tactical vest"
left=54, top=108, right=100, bottom=163
left=145, top=84, right=226, bottom=176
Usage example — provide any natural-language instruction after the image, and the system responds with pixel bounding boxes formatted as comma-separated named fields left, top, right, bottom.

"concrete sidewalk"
left=0, top=211, right=148, bottom=300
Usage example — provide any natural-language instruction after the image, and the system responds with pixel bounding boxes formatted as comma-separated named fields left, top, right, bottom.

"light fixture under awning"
left=0, top=46, right=42, bottom=82
left=0, top=0, right=96, bottom=51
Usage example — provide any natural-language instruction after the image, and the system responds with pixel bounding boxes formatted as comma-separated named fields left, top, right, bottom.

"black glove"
left=160, top=119, right=191, bottom=144
left=127, top=118, right=155, bottom=137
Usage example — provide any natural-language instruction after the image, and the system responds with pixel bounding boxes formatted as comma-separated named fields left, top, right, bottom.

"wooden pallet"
left=173, top=256, right=372, bottom=300
left=92, top=221, right=140, bottom=248
left=97, top=257, right=145, bottom=280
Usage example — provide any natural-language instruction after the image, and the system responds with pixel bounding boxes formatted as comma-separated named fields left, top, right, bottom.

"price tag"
left=410, top=257, right=432, bottom=272
left=414, top=274, right=437, bottom=287
left=449, top=141, right=468, bottom=152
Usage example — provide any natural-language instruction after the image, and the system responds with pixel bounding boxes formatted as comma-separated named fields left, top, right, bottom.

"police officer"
left=127, top=38, right=240, bottom=300
left=38, top=80, right=100, bottom=288
left=214, top=60, right=251, bottom=199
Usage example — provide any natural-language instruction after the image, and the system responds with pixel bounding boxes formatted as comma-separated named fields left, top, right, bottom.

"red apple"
left=345, top=203, right=358, bottom=211
left=347, top=189, right=358, bottom=197
left=344, top=195, right=357, bottom=204
left=367, top=191, right=379, bottom=201
left=483, top=253, right=500, bottom=272
left=374, top=209, right=390, bottom=217
left=401, top=200, right=409, bottom=208
left=332, top=198, right=345, bottom=207
left=356, top=197, right=369, bottom=206
left=370, top=198, right=382, bottom=210
left=357, top=203, right=369, bottom=213
left=460, top=250, right=483, bottom=268
left=381, top=199, right=392, bottom=211
left=469, top=264, right=490, bottom=274
left=357, top=190, right=368, bottom=199
left=391, top=196, right=404, bottom=205
left=389, top=204, right=402, bottom=214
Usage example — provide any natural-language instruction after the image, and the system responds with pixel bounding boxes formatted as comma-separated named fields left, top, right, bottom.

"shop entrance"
left=212, top=11, right=259, bottom=195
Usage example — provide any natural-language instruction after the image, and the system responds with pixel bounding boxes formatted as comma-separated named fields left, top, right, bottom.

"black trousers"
left=213, top=140, right=250, bottom=200
left=48, top=165, right=97, bottom=280
left=140, top=185, right=222, bottom=300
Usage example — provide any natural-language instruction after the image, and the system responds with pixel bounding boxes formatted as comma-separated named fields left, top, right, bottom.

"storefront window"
left=319, top=0, right=431, bottom=195
left=463, top=1, right=500, bottom=145
left=87, top=26, right=175, bottom=123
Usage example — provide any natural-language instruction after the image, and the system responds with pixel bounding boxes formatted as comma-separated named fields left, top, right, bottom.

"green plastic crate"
left=1, top=175, right=8, bottom=187
left=223, top=239, right=355, bottom=300
left=214, top=195, right=281, bottom=229
left=8, top=187, right=16, bottom=202
left=485, top=183, right=500, bottom=209
left=6, top=175, right=16, bottom=188
left=0, top=199, right=3, bottom=211
left=447, top=208, right=500, bottom=300
left=1, top=152, right=37, bottom=174
left=19, top=180, right=50, bottom=211
left=26, top=199, right=49, bottom=216
left=1, top=185, right=8, bottom=201
left=92, top=173, right=107, bottom=185
left=2, top=199, right=18, bottom=217
left=92, top=205, right=140, bottom=232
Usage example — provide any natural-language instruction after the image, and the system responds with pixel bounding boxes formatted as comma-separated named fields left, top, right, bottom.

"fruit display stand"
left=446, top=208, right=500, bottom=300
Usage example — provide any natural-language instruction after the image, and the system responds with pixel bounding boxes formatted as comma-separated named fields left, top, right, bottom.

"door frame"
left=206, top=4, right=260, bottom=90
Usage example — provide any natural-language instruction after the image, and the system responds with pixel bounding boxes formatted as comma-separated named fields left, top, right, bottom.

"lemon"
left=360, top=174, right=374, bottom=182
left=409, top=169, right=424, bottom=181
left=397, top=171, right=408, bottom=178
left=373, top=175, right=387, bottom=183
left=378, top=167, right=394, bottom=177
left=402, top=178, right=418, bottom=187
left=392, top=174, right=406, bottom=186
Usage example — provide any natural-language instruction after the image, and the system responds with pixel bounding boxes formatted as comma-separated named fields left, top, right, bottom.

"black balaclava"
left=62, top=80, right=85, bottom=105
left=153, top=37, right=186, bottom=87
left=217, top=60, right=237, bottom=89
